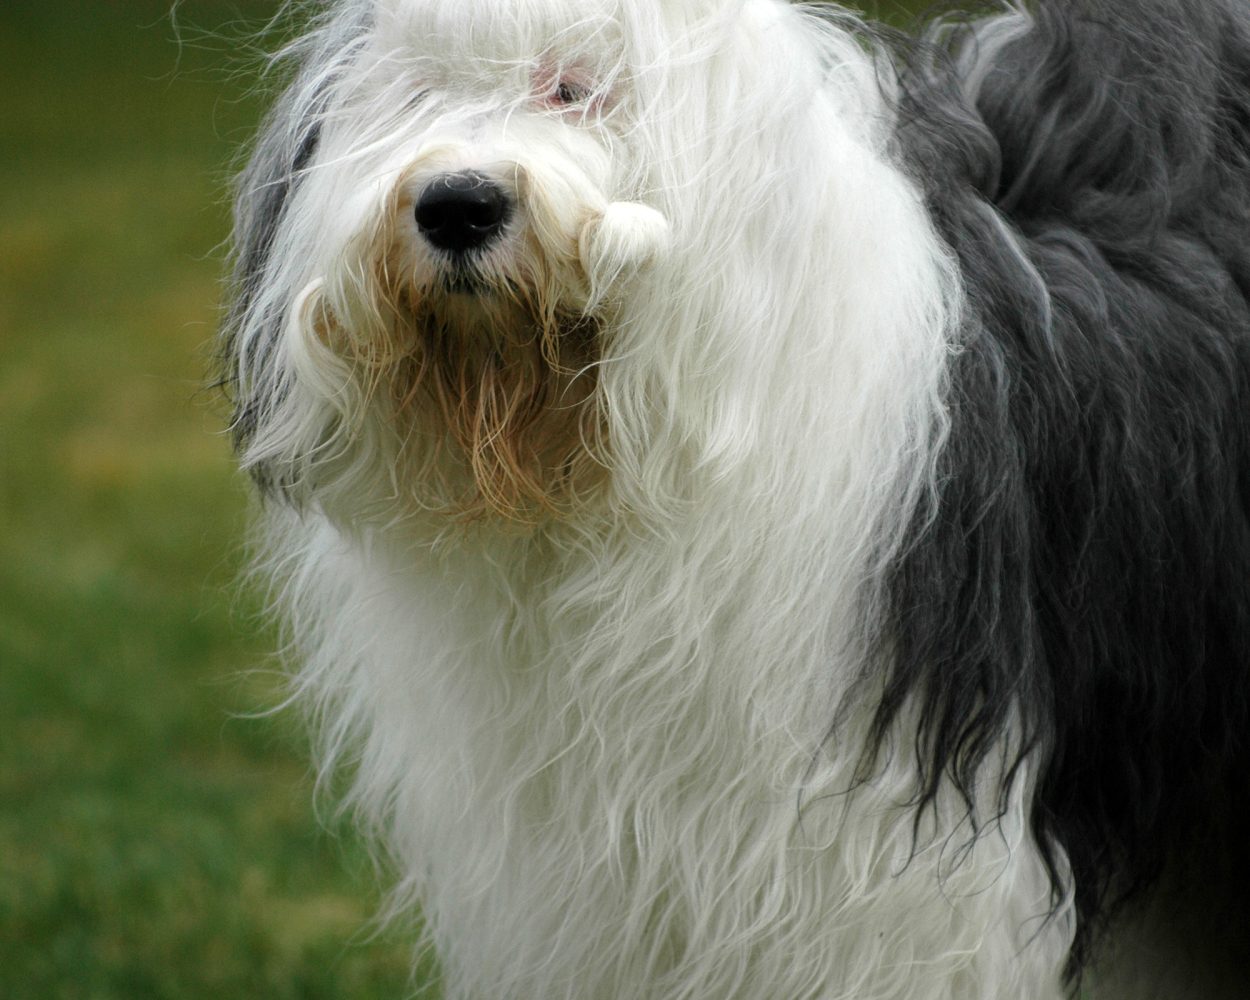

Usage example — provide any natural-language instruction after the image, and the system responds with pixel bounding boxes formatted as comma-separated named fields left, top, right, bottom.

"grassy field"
left=0, top=3, right=422, bottom=997
left=0, top=3, right=932, bottom=999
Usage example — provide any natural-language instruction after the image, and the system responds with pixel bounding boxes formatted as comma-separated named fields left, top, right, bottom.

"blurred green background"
left=0, top=2, right=927, bottom=998
left=0, top=3, right=420, bottom=997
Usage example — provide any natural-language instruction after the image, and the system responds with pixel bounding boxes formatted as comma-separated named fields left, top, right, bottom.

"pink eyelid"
left=533, top=67, right=602, bottom=112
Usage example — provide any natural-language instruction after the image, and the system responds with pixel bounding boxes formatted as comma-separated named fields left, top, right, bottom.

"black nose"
left=414, top=172, right=510, bottom=253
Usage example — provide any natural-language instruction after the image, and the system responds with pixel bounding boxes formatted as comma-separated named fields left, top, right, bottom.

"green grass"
left=0, top=3, right=424, bottom=996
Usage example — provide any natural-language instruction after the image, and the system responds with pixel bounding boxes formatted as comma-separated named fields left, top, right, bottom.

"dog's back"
left=886, top=0, right=1250, bottom=986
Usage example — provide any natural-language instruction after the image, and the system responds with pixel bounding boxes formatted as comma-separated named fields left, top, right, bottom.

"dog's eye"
left=552, top=79, right=590, bottom=107
left=533, top=66, right=599, bottom=113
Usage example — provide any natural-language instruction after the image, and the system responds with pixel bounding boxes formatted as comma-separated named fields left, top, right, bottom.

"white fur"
left=235, top=0, right=1075, bottom=996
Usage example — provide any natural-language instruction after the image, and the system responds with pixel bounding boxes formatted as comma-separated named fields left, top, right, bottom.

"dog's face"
left=230, top=0, right=688, bottom=521
left=226, top=0, right=880, bottom=526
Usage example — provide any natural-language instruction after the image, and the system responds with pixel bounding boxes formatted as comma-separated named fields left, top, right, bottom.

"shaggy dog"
left=220, top=0, right=1250, bottom=996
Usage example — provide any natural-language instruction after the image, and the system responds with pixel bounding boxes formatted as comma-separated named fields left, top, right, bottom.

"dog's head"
left=222, top=0, right=948, bottom=528
left=223, top=0, right=699, bottom=523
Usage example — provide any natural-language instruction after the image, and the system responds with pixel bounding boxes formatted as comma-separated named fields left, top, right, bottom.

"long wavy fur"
left=220, top=1, right=1250, bottom=996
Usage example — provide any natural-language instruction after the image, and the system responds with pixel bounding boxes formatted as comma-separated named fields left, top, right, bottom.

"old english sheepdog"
left=220, top=0, right=1250, bottom=996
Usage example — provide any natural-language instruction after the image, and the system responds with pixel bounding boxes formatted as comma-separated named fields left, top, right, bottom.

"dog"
left=220, top=0, right=1250, bottom=996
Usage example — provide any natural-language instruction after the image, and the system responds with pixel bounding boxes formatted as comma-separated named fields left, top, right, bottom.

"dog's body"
left=222, top=1, right=1250, bottom=996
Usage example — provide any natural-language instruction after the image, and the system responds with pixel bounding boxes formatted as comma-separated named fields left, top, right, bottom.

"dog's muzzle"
left=414, top=171, right=511, bottom=255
